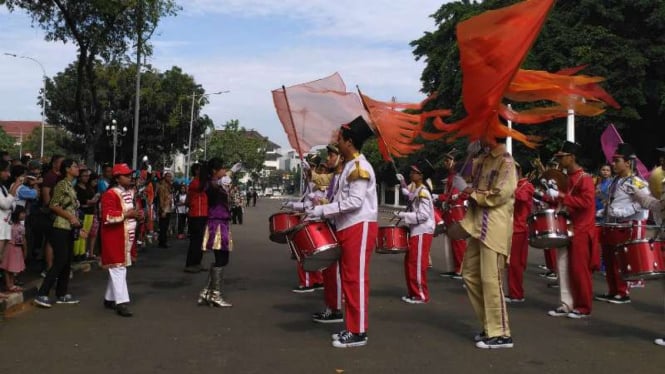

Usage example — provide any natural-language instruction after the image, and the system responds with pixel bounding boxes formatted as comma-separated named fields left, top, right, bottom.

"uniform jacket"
left=100, top=186, right=137, bottom=268
left=399, top=182, right=435, bottom=236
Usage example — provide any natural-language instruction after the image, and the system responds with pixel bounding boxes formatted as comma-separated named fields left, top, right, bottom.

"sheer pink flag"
left=600, top=124, right=649, bottom=178
left=272, top=73, right=368, bottom=158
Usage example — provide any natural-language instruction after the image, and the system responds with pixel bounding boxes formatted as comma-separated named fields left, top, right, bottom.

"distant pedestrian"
left=1, top=206, right=27, bottom=293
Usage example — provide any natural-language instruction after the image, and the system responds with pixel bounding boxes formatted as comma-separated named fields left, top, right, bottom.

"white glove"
left=230, top=162, right=243, bottom=173
left=595, top=209, right=604, bottom=218
left=305, top=205, right=324, bottom=220
left=301, top=161, right=311, bottom=171
left=431, top=193, right=439, bottom=200
left=546, top=188, right=559, bottom=199
left=396, top=173, right=405, bottom=183
left=451, top=193, right=459, bottom=201
left=393, top=210, right=403, bottom=219
left=610, top=206, right=630, bottom=218
left=547, top=179, right=558, bottom=190
left=281, top=201, right=294, bottom=209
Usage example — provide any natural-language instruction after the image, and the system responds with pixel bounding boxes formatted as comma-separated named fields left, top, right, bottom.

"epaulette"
left=630, top=176, right=647, bottom=189
left=418, top=189, right=430, bottom=199
left=347, top=160, right=370, bottom=182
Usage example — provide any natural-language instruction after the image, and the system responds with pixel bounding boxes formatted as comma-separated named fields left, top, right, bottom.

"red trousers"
left=296, top=262, right=322, bottom=287
left=544, top=249, right=558, bottom=273
left=451, top=238, right=467, bottom=274
left=336, top=221, right=378, bottom=334
left=601, top=245, right=628, bottom=297
left=507, top=231, right=529, bottom=299
left=404, top=234, right=433, bottom=301
left=322, top=262, right=342, bottom=310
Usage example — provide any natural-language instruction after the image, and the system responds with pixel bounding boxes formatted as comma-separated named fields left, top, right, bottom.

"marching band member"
left=541, top=159, right=560, bottom=282
left=435, top=150, right=468, bottom=279
left=458, top=137, right=517, bottom=349
left=100, top=164, right=143, bottom=317
left=596, top=143, right=649, bottom=304
left=505, top=161, right=534, bottom=303
left=311, top=143, right=344, bottom=323
left=283, top=154, right=326, bottom=293
left=394, top=160, right=435, bottom=304
left=541, top=141, right=598, bottom=319
left=306, top=116, right=378, bottom=348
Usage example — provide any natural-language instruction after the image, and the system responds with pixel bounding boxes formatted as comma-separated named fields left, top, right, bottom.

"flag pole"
left=282, top=85, right=308, bottom=195
left=356, top=86, right=399, bottom=175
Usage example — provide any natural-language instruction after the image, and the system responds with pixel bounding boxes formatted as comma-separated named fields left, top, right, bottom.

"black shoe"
left=103, top=299, right=116, bottom=310
left=473, top=330, right=487, bottom=342
left=608, top=295, right=631, bottom=304
left=292, top=285, right=316, bottom=293
left=115, top=303, right=133, bottom=317
left=476, top=336, right=513, bottom=349
left=594, top=293, right=614, bottom=302
left=312, top=283, right=324, bottom=290
left=312, top=309, right=344, bottom=323
left=332, top=331, right=368, bottom=348
left=439, top=271, right=458, bottom=278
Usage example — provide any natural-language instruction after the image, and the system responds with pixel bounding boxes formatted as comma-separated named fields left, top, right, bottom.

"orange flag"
left=272, top=73, right=368, bottom=157
left=426, top=0, right=556, bottom=145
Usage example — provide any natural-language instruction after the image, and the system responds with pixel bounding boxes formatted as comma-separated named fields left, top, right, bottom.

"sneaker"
left=473, top=330, right=487, bottom=342
left=628, top=280, right=645, bottom=288
left=475, top=336, right=513, bottom=349
left=504, top=296, right=525, bottom=303
left=55, top=294, right=80, bottom=304
left=608, top=295, right=631, bottom=304
left=103, top=299, right=116, bottom=309
left=312, top=309, right=343, bottom=323
left=34, top=295, right=52, bottom=308
left=439, top=271, right=458, bottom=278
left=451, top=273, right=463, bottom=280
left=331, top=330, right=347, bottom=341
left=292, top=285, right=316, bottom=293
left=654, top=338, right=665, bottom=347
left=537, top=264, right=549, bottom=270
left=332, top=331, right=368, bottom=348
left=594, top=293, right=614, bottom=302
left=401, top=296, right=427, bottom=304
left=567, top=310, right=590, bottom=319
left=548, top=306, right=569, bottom=317
left=547, top=282, right=559, bottom=289
left=545, top=272, right=558, bottom=280
left=312, top=283, right=324, bottom=290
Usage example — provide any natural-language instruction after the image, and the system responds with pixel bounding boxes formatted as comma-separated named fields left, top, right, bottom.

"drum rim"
left=376, top=247, right=408, bottom=253
left=379, top=225, right=409, bottom=229
left=530, top=208, right=569, bottom=217
left=269, top=211, right=300, bottom=218
left=601, top=222, right=633, bottom=228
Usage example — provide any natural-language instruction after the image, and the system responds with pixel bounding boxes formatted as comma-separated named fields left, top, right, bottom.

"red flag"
left=600, top=124, right=650, bottom=178
left=272, top=73, right=368, bottom=157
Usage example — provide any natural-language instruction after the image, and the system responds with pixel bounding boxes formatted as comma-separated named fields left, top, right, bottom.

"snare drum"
left=376, top=225, right=409, bottom=254
left=443, top=202, right=467, bottom=223
left=287, top=220, right=340, bottom=272
left=269, top=212, right=301, bottom=244
left=528, top=209, right=571, bottom=249
left=434, top=208, right=446, bottom=236
left=599, top=223, right=632, bottom=247
left=447, top=221, right=470, bottom=241
left=615, top=240, right=665, bottom=281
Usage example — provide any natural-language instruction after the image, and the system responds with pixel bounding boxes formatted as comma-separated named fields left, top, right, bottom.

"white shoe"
left=655, top=338, right=665, bottom=347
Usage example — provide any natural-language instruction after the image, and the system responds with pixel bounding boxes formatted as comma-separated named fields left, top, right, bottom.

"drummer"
left=311, top=143, right=345, bottom=324
left=305, top=116, right=378, bottom=348
left=283, top=153, right=326, bottom=293
left=394, top=159, right=435, bottom=304
left=540, top=140, right=597, bottom=319
left=595, top=143, right=650, bottom=305
left=540, top=158, right=560, bottom=282
left=435, top=150, right=468, bottom=279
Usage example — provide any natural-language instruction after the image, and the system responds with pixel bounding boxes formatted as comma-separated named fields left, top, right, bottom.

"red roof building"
left=0, top=121, right=46, bottom=141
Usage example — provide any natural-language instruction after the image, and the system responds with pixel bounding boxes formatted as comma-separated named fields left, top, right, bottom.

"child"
left=1, top=206, right=27, bottom=293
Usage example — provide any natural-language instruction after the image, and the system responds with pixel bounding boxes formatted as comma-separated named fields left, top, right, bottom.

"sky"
left=0, top=0, right=449, bottom=150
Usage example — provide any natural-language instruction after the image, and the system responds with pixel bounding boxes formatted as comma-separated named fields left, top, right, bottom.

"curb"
left=0, top=261, right=93, bottom=320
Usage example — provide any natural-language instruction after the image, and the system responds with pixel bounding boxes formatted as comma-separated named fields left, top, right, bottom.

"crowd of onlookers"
left=0, top=150, right=263, bottom=301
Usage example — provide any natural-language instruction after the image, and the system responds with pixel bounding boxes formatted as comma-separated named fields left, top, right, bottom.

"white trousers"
left=105, top=267, right=130, bottom=304
left=556, top=248, right=573, bottom=311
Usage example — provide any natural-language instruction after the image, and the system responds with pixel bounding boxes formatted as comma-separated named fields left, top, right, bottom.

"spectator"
left=97, top=164, right=112, bottom=194
left=175, top=184, right=188, bottom=239
left=156, top=172, right=174, bottom=248
left=37, top=154, right=64, bottom=276
left=74, top=168, right=99, bottom=261
left=0, top=160, right=13, bottom=283
left=15, top=173, right=39, bottom=210
left=86, top=173, right=101, bottom=259
left=8, top=164, right=26, bottom=194
left=184, top=163, right=207, bottom=273
left=2, top=206, right=27, bottom=293
left=231, top=185, right=244, bottom=224
left=34, top=158, right=82, bottom=308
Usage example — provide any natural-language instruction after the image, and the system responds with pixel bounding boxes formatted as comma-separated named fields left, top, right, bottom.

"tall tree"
left=22, top=126, right=75, bottom=161
left=206, top=120, right=269, bottom=176
left=3, top=0, right=179, bottom=166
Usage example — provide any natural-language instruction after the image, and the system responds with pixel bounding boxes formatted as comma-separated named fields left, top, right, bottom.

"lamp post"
left=4, top=53, right=47, bottom=158
left=201, top=127, right=212, bottom=160
left=105, top=118, right=128, bottom=164
left=186, top=90, right=229, bottom=178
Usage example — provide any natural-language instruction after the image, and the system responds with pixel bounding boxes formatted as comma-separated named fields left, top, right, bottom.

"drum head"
left=542, top=169, right=568, bottom=191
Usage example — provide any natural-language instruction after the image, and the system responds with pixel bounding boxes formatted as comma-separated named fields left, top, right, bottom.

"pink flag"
left=272, top=73, right=368, bottom=158
left=600, top=124, right=650, bottom=178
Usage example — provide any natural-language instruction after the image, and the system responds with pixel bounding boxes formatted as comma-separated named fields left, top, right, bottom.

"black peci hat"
left=340, top=116, right=374, bottom=148
left=410, top=159, right=435, bottom=179
left=553, top=140, right=582, bottom=158
left=613, top=143, right=636, bottom=160
left=326, top=143, right=340, bottom=155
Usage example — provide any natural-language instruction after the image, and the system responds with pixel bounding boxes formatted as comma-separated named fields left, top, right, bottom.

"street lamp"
left=4, top=53, right=47, bottom=159
left=186, top=90, right=229, bottom=178
left=201, top=127, right=212, bottom=160
left=105, top=118, right=128, bottom=164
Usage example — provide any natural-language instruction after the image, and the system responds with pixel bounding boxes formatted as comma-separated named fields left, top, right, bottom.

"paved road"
left=1, top=199, right=664, bottom=374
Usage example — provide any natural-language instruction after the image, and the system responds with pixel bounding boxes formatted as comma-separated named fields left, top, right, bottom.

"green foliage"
left=410, top=0, right=665, bottom=167
left=21, top=126, right=75, bottom=160
left=206, top=120, right=269, bottom=173
left=0, top=127, right=18, bottom=154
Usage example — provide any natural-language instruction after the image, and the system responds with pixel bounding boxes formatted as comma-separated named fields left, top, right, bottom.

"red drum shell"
left=599, top=223, right=632, bottom=247
left=528, top=209, right=570, bottom=249
left=287, top=220, right=340, bottom=272
left=376, top=225, right=409, bottom=254
left=615, top=240, right=665, bottom=281
left=269, top=212, right=301, bottom=244
left=434, top=208, right=446, bottom=236
left=444, top=203, right=467, bottom=223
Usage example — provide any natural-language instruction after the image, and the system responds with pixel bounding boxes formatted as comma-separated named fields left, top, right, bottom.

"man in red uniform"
left=506, top=162, right=534, bottom=302
left=436, top=151, right=469, bottom=279
left=306, top=116, right=378, bottom=348
left=542, top=141, right=598, bottom=318
left=101, top=164, right=144, bottom=317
